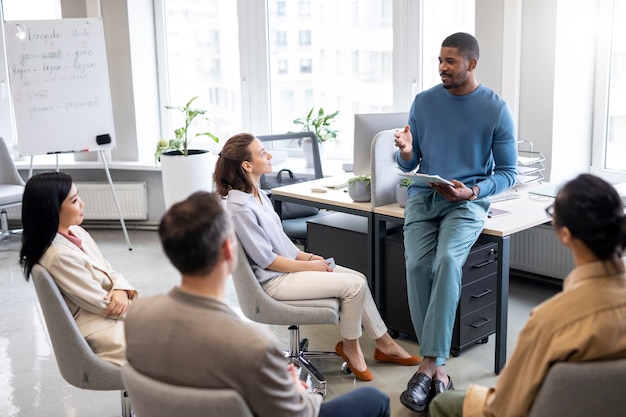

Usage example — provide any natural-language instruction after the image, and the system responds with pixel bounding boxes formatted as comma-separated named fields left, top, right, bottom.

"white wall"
left=475, top=0, right=523, bottom=129
left=518, top=0, right=597, bottom=184
left=549, top=0, right=596, bottom=183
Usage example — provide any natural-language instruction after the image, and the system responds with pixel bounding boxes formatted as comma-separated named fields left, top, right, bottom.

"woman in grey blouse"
left=214, top=133, right=420, bottom=381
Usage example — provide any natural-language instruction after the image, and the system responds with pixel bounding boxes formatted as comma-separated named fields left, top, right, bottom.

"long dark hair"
left=20, top=172, right=73, bottom=280
left=554, top=174, right=626, bottom=261
left=213, top=133, right=257, bottom=197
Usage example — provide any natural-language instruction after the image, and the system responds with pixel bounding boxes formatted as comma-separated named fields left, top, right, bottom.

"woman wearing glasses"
left=430, top=173, right=626, bottom=416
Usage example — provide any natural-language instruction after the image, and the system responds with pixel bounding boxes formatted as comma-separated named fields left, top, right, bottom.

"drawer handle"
left=470, top=259, right=494, bottom=269
left=471, top=288, right=493, bottom=299
left=470, top=318, right=491, bottom=328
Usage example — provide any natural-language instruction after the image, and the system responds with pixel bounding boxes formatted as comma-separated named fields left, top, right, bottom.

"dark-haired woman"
left=21, top=172, right=137, bottom=366
left=430, top=173, right=626, bottom=417
left=214, top=133, right=420, bottom=382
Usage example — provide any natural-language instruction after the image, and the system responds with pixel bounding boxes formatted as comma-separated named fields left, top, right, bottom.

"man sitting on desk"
left=395, top=32, right=518, bottom=412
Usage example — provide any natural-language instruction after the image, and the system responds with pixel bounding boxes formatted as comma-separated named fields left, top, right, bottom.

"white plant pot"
left=302, top=138, right=326, bottom=168
left=160, top=150, right=214, bottom=210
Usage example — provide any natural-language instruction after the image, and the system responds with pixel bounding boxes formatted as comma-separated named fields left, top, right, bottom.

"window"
left=298, top=0, right=311, bottom=17
left=299, top=30, right=311, bottom=46
left=299, top=59, right=312, bottom=74
left=277, top=59, right=288, bottom=75
left=592, top=0, right=626, bottom=181
left=0, top=0, right=60, bottom=19
left=159, top=0, right=241, bottom=151
left=276, top=1, right=286, bottom=16
left=155, top=0, right=474, bottom=165
left=267, top=0, right=396, bottom=163
left=421, top=0, right=475, bottom=90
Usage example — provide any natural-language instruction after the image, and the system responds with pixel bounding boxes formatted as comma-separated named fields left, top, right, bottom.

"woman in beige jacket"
left=21, top=172, right=137, bottom=366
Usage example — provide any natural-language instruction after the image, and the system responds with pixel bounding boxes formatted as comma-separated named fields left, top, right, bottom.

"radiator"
left=76, top=182, right=148, bottom=220
left=4, top=182, right=148, bottom=221
left=510, top=224, right=574, bottom=280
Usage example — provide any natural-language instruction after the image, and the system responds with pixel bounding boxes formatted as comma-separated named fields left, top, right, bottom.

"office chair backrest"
left=30, top=264, right=124, bottom=390
left=528, top=358, right=626, bottom=417
left=257, top=131, right=324, bottom=185
left=121, top=363, right=254, bottom=417
left=231, top=240, right=340, bottom=326
left=0, top=137, right=25, bottom=187
left=370, top=129, right=400, bottom=208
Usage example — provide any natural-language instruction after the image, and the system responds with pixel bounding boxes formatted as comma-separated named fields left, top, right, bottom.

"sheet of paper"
left=398, top=172, right=454, bottom=186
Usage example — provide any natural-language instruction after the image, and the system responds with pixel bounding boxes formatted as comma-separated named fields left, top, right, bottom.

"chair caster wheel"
left=341, top=361, right=352, bottom=375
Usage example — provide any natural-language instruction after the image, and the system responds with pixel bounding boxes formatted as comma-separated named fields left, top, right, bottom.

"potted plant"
left=293, top=106, right=339, bottom=167
left=347, top=174, right=371, bottom=202
left=396, top=177, right=412, bottom=208
left=156, top=96, right=220, bottom=209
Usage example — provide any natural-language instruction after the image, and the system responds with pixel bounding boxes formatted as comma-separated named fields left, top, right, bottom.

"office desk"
left=374, top=185, right=552, bottom=373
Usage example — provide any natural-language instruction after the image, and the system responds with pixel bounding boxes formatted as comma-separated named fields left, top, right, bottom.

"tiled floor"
left=0, top=229, right=560, bottom=416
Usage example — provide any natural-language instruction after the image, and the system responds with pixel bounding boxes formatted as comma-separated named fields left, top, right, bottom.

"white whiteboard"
left=4, top=18, right=115, bottom=156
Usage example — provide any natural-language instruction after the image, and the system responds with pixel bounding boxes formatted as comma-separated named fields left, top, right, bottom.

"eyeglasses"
left=545, top=204, right=555, bottom=218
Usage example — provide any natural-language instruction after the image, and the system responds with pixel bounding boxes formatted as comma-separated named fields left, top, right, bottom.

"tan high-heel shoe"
left=335, top=341, right=373, bottom=381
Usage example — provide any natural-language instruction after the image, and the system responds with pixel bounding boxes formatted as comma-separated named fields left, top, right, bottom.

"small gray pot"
left=348, top=181, right=371, bottom=202
left=396, top=185, right=409, bottom=207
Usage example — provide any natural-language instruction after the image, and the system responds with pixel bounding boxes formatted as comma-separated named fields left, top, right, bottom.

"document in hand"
left=398, top=172, right=454, bottom=186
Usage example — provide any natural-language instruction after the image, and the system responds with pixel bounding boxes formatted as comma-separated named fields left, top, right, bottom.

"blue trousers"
left=403, top=191, right=489, bottom=367
left=319, top=386, right=390, bottom=417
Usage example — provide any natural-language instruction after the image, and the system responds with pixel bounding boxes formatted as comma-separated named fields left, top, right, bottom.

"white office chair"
left=0, top=137, right=25, bottom=242
left=30, top=264, right=133, bottom=417
left=231, top=240, right=343, bottom=396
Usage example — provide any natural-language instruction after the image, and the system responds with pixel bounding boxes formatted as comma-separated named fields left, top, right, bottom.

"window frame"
left=591, top=0, right=626, bottom=183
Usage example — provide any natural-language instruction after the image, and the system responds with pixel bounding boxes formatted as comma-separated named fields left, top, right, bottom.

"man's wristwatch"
left=468, top=186, right=479, bottom=201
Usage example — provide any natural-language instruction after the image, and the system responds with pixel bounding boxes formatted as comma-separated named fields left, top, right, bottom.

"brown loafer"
left=335, top=341, right=373, bottom=381
left=373, top=348, right=421, bottom=366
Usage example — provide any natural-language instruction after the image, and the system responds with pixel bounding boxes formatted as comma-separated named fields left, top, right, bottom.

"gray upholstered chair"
left=231, top=240, right=342, bottom=396
left=370, top=129, right=401, bottom=208
left=30, top=264, right=133, bottom=417
left=527, top=358, right=626, bottom=417
left=0, top=136, right=25, bottom=242
left=121, top=363, right=254, bottom=417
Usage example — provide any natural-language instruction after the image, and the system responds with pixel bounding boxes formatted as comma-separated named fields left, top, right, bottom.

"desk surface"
left=375, top=183, right=553, bottom=237
left=272, top=175, right=554, bottom=237
left=270, top=173, right=371, bottom=213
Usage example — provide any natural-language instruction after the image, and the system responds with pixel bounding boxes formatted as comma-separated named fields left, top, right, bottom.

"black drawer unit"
left=383, top=231, right=498, bottom=356
left=307, top=212, right=401, bottom=283
left=307, top=212, right=370, bottom=277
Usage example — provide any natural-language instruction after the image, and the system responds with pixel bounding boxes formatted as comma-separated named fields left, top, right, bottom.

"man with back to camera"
left=395, top=32, right=518, bottom=412
left=123, top=191, right=391, bottom=417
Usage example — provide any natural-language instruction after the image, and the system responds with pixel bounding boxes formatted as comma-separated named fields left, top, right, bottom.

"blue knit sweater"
left=396, top=84, right=518, bottom=198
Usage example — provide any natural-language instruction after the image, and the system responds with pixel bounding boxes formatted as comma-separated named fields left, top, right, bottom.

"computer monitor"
left=352, top=112, right=409, bottom=176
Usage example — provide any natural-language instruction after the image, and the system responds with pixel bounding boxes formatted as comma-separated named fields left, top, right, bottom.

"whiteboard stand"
left=99, top=150, right=133, bottom=251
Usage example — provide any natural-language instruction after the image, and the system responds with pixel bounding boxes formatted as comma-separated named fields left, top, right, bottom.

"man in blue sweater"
left=395, top=32, right=517, bottom=413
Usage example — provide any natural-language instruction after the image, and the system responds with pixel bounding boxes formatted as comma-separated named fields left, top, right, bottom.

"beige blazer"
left=39, top=226, right=137, bottom=366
